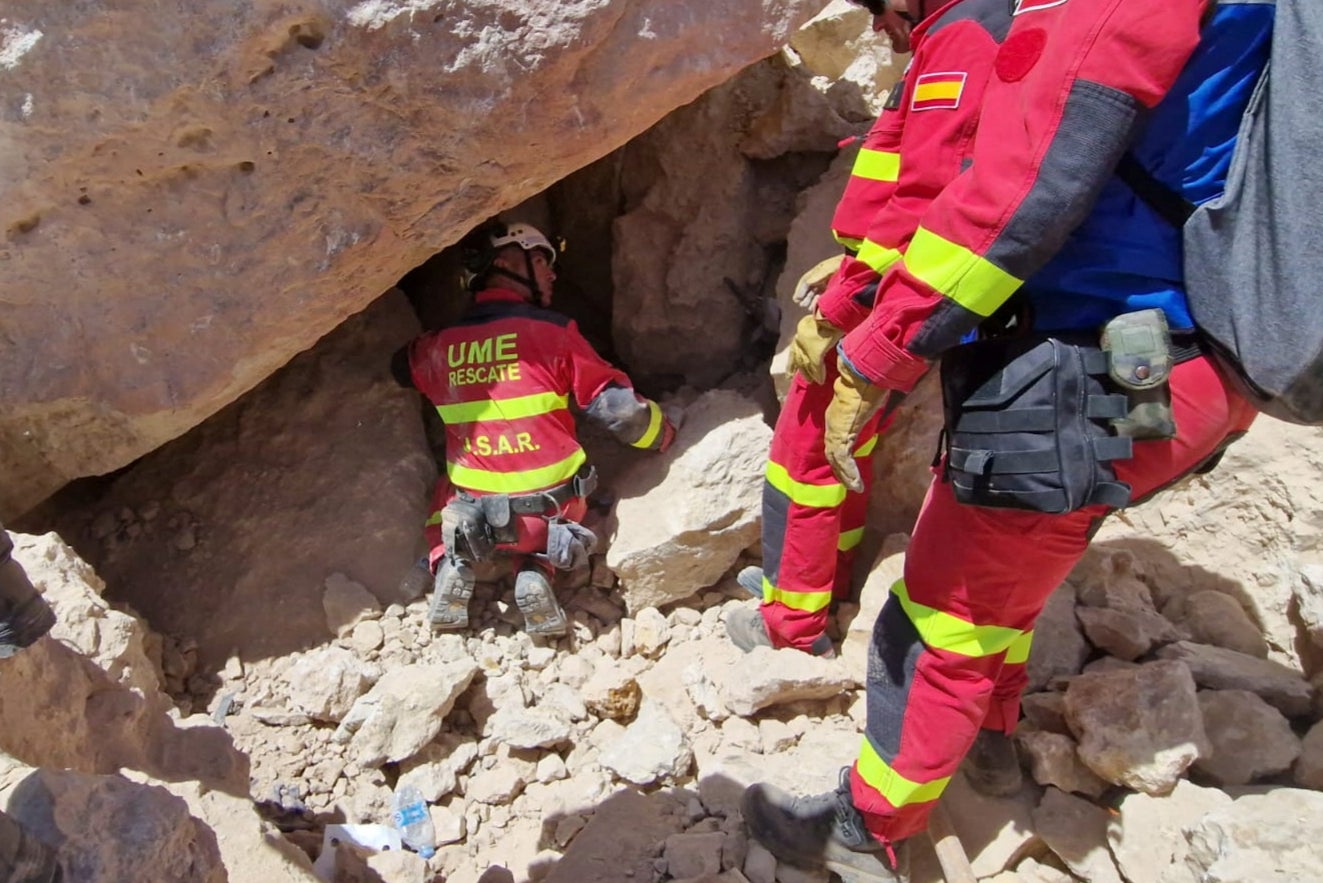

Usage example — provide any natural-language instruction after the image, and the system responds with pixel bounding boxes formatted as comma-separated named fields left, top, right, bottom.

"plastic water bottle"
left=391, top=783, right=436, bottom=859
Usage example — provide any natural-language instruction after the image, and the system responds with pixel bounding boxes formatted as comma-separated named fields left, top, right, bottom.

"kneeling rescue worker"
left=742, top=0, right=1272, bottom=880
left=393, top=220, right=675, bottom=637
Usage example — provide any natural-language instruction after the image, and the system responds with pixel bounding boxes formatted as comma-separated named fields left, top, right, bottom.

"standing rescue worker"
left=742, top=0, right=1272, bottom=879
left=394, top=221, right=674, bottom=637
left=728, top=0, right=1013, bottom=675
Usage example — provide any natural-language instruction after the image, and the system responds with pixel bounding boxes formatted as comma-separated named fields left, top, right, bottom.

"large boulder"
left=0, top=0, right=827, bottom=519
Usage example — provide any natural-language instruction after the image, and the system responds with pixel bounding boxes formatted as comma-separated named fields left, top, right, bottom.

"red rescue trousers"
left=424, top=477, right=587, bottom=576
left=759, top=352, right=895, bottom=651
left=848, top=354, right=1258, bottom=844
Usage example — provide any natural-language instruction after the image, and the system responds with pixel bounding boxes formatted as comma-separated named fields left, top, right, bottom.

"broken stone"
left=332, top=660, right=479, bottom=767
left=1193, top=690, right=1301, bottom=786
left=1032, top=788, right=1124, bottom=883
left=323, top=572, right=382, bottom=638
left=1180, top=590, right=1269, bottom=658
left=1155, top=641, right=1313, bottom=717
left=284, top=646, right=378, bottom=723
left=1107, top=779, right=1232, bottom=883
left=1017, top=728, right=1109, bottom=798
left=1026, top=583, right=1091, bottom=692
left=599, top=699, right=694, bottom=785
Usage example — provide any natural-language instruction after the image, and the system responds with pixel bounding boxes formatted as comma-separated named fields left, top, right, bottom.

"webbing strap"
left=948, top=446, right=1060, bottom=475
left=950, top=408, right=1056, bottom=433
left=1086, top=394, right=1130, bottom=420
left=1092, top=435, right=1134, bottom=463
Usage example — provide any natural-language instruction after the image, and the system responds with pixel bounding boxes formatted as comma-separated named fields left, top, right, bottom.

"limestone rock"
left=1193, top=690, right=1300, bottom=786
left=1293, top=720, right=1323, bottom=790
left=608, top=391, right=770, bottom=611
left=1026, top=583, right=1091, bottom=692
left=2, top=0, right=828, bottom=519
left=323, top=572, right=383, bottom=638
left=664, top=831, right=726, bottom=879
left=332, top=661, right=479, bottom=767
left=1017, top=729, right=1109, bottom=798
left=1179, top=590, right=1269, bottom=659
left=0, top=768, right=226, bottom=883
left=1185, top=789, right=1323, bottom=882
left=543, top=789, right=687, bottom=883
left=487, top=704, right=576, bottom=750
left=1108, top=779, right=1233, bottom=883
left=599, top=699, right=693, bottom=785
left=397, top=737, right=479, bottom=804
left=1155, top=641, right=1313, bottom=718
left=1064, top=661, right=1209, bottom=795
left=713, top=644, right=859, bottom=717
left=1032, top=788, right=1124, bottom=883
left=284, top=646, right=378, bottom=723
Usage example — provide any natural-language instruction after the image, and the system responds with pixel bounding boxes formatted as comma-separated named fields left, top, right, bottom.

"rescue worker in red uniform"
left=743, top=0, right=1271, bottom=879
left=727, top=0, right=1014, bottom=669
left=394, top=221, right=674, bottom=637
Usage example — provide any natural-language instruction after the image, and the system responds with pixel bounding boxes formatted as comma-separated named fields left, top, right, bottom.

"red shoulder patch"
left=995, top=27, right=1047, bottom=82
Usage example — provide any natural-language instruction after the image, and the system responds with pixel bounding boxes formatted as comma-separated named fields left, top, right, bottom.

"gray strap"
left=955, top=408, right=1057, bottom=433
left=948, top=446, right=1061, bottom=476
left=1086, top=394, right=1131, bottom=420
left=1092, top=436, right=1135, bottom=462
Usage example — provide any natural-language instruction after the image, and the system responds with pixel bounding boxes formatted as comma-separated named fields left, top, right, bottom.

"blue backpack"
left=1121, top=0, right=1323, bottom=424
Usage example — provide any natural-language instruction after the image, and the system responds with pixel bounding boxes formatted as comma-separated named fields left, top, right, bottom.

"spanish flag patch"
left=1013, top=0, right=1069, bottom=14
left=911, top=72, right=967, bottom=112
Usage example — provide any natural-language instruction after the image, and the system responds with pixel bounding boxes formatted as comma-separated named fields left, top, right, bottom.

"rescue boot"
left=962, top=728, right=1024, bottom=798
left=736, top=565, right=764, bottom=599
left=397, top=556, right=433, bottom=602
left=427, top=558, right=475, bottom=630
left=0, top=809, right=63, bottom=882
left=725, top=605, right=835, bottom=658
left=0, top=554, right=57, bottom=660
left=742, top=768, right=907, bottom=883
left=514, top=568, right=567, bottom=637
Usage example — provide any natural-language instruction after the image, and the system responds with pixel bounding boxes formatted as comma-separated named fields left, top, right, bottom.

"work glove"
left=791, top=254, right=846, bottom=311
left=824, top=359, right=887, bottom=493
left=787, top=310, right=845, bottom=386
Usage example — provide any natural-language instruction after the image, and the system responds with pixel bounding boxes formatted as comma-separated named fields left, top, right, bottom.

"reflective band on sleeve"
left=904, top=227, right=1023, bottom=318
left=447, top=449, right=586, bottom=495
left=857, top=239, right=902, bottom=275
left=765, top=461, right=848, bottom=509
left=833, top=232, right=864, bottom=251
left=436, top=392, right=569, bottom=425
left=631, top=400, right=664, bottom=449
left=425, top=509, right=443, bottom=527
left=891, top=579, right=1027, bottom=658
left=857, top=737, right=950, bottom=809
left=763, top=577, right=833, bottom=614
left=852, top=148, right=901, bottom=184
left=855, top=434, right=879, bottom=458
left=1005, top=629, right=1034, bottom=665
left=838, top=527, right=865, bottom=552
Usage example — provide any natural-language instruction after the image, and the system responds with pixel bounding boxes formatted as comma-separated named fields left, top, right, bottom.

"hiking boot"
left=427, top=558, right=475, bottom=630
left=725, top=605, right=836, bottom=658
left=962, top=728, right=1024, bottom=798
left=743, top=768, right=907, bottom=883
left=0, top=809, right=63, bottom=882
left=0, top=557, right=57, bottom=660
left=736, top=565, right=764, bottom=599
left=397, top=556, right=433, bottom=602
left=514, top=568, right=567, bottom=637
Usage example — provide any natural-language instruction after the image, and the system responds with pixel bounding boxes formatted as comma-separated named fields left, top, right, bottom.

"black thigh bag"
left=938, top=337, right=1135, bottom=514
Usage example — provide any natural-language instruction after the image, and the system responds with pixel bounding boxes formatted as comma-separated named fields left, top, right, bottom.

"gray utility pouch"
left=1100, top=308, right=1176, bottom=440
left=441, top=499, right=495, bottom=563
left=478, top=494, right=519, bottom=544
left=938, top=336, right=1134, bottom=514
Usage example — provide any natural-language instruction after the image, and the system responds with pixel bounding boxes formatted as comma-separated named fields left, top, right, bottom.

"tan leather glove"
left=787, top=311, right=845, bottom=386
left=824, top=361, right=887, bottom=493
left=791, top=254, right=846, bottom=311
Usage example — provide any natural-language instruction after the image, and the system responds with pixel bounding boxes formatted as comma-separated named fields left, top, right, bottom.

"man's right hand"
left=787, top=311, right=845, bottom=386
left=791, top=255, right=845, bottom=311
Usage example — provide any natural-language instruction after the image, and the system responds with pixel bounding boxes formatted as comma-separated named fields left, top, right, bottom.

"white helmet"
left=489, top=223, right=558, bottom=265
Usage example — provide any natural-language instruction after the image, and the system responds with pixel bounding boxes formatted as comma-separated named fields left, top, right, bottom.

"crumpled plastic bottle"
left=390, top=783, right=436, bottom=859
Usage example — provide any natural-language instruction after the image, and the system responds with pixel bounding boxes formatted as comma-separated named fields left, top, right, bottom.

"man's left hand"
left=824, top=359, right=887, bottom=493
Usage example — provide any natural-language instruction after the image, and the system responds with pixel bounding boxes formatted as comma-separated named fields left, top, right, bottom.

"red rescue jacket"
left=407, top=289, right=655, bottom=496
left=820, top=0, right=1012, bottom=333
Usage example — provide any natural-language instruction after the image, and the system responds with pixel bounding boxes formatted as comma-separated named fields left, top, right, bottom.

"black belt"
left=467, top=465, right=598, bottom=516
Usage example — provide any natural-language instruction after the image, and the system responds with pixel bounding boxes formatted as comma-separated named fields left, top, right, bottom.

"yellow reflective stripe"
left=857, top=239, right=902, bottom=275
left=903, top=226, right=1023, bottom=318
left=766, top=461, right=847, bottom=509
left=447, top=449, right=586, bottom=495
left=855, top=434, right=879, bottom=458
left=763, top=577, right=833, bottom=614
left=852, top=148, right=901, bottom=184
left=425, top=509, right=443, bottom=527
left=631, top=400, right=663, bottom=449
left=838, top=527, right=865, bottom=552
left=892, top=579, right=1025, bottom=658
left=833, top=232, right=864, bottom=251
left=857, top=738, right=950, bottom=809
left=1005, top=629, right=1034, bottom=665
left=436, top=392, right=568, bottom=425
